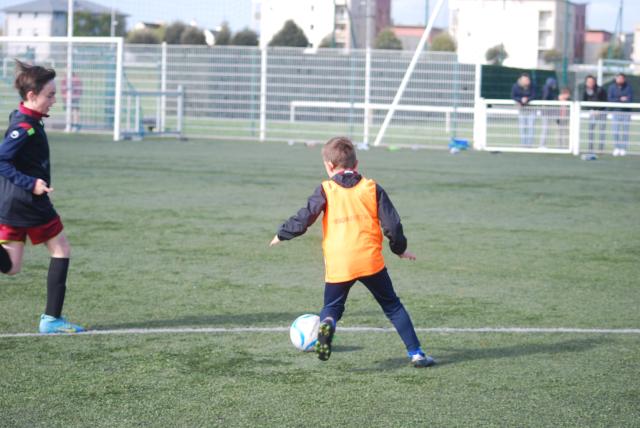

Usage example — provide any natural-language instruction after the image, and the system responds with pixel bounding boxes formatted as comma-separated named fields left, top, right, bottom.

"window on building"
left=17, top=28, right=22, bottom=36
left=538, top=30, right=552, bottom=49
left=539, top=11, right=552, bottom=30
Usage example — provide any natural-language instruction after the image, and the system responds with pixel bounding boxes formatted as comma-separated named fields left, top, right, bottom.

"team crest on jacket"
left=10, top=130, right=19, bottom=139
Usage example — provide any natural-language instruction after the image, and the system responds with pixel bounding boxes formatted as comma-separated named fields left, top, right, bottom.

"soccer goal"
left=0, top=36, right=123, bottom=140
left=120, top=86, right=185, bottom=140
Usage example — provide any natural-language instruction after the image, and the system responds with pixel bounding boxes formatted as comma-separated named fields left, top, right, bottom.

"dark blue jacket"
left=607, top=82, right=633, bottom=111
left=277, top=171, right=407, bottom=255
left=542, top=78, right=558, bottom=101
left=511, top=83, right=536, bottom=106
left=0, top=104, right=57, bottom=227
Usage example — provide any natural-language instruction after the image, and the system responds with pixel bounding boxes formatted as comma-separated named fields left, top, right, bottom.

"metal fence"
left=119, top=44, right=476, bottom=147
left=0, top=37, right=637, bottom=155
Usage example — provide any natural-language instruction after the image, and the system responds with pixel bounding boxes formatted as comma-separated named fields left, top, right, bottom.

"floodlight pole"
left=373, top=0, right=446, bottom=146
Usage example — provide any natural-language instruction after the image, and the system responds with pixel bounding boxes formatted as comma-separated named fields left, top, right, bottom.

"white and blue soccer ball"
left=289, top=314, right=320, bottom=352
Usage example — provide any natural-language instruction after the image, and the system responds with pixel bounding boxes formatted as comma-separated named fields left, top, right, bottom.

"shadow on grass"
left=353, top=336, right=612, bottom=372
left=94, top=312, right=301, bottom=330
left=435, top=336, right=612, bottom=367
left=333, top=345, right=364, bottom=354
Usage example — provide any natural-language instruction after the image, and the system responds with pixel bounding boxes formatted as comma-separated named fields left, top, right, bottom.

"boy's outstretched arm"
left=269, top=185, right=326, bottom=247
left=376, top=185, right=415, bottom=260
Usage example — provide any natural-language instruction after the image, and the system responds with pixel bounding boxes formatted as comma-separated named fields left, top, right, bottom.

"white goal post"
left=0, top=36, right=123, bottom=141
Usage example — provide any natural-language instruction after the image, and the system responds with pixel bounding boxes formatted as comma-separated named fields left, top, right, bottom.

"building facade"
left=253, top=0, right=390, bottom=49
left=583, top=30, right=612, bottom=64
left=3, top=0, right=118, bottom=37
left=2, top=0, right=122, bottom=61
left=448, top=0, right=586, bottom=68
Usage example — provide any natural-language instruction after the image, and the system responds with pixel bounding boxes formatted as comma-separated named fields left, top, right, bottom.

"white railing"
left=475, top=99, right=640, bottom=155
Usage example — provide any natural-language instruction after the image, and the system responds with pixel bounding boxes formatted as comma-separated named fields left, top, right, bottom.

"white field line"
left=1, top=326, right=640, bottom=338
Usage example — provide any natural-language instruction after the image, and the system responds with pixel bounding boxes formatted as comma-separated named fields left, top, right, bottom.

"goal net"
left=0, top=36, right=123, bottom=140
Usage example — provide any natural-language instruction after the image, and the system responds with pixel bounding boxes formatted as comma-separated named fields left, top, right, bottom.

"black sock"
left=0, top=245, right=11, bottom=274
left=45, top=258, right=69, bottom=318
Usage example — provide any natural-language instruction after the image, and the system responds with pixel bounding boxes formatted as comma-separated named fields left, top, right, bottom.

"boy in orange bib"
left=270, top=137, right=435, bottom=367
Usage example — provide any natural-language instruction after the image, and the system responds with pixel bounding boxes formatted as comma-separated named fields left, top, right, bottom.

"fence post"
left=160, top=42, right=167, bottom=133
left=65, top=39, right=73, bottom=133
left=596, top=58, right=603, bottom=86
left=177, top=85, right=184, bottom=135
left=259, top=46, right=267, bottom=142
left=113, top=37, right=123, bottom=141
left=570, top=101, right=581, bottom=155
left=362, top=47, right=372, bottom=146
left=473, top=63, right=484, bottom=150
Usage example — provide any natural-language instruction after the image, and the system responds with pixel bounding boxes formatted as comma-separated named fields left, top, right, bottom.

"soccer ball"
left=289, top=314, right=320, bottom=351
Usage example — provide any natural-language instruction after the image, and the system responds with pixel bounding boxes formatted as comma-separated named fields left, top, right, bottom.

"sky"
left=0, top=0, right=637, bottom=33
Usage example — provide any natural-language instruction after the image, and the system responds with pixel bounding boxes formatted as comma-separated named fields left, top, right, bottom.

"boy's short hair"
left=14, top=59, right=56, bottom=101
left=322, top=137, right=357, bottom=169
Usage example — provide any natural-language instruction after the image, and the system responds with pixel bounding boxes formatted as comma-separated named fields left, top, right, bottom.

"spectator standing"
left=511, top=73, right=536, bottom=146
left=607, top=73, right=633, bottom=156
left=539, top=77, right=558, bottom=147
left=582, top=75, right=608, bottom=153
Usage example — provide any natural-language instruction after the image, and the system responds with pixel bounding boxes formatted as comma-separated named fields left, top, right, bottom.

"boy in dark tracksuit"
left=270, top=137, right=435, bottom=367
left=0, top=60, right=84, bottom=333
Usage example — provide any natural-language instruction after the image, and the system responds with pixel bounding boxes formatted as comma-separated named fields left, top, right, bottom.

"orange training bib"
left=321, top=177, right=385, bottom=283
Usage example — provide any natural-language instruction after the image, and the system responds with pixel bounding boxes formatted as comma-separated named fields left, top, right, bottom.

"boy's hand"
left=33, top=179, right=53, bottom=195
left=399, top=250, right=416, bottom=260
left=269, top=235, right=281, bottom=247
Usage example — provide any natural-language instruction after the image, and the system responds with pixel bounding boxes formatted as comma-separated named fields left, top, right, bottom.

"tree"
left=231, top=28, right=259, bottom=46
left=268, top=20, right=309, bottom=47
left=73, top=12, right=126, bottom=37
left=485, top=44, right=508, bottom=65
left=599, top=43, right=625, bottom=60
left=215, top=22, right=231, bottom=46
left=127, top=28, right=161, bottom=44
left=318, top=33, right=335, bottom=48
left=164, top=21, right=187, bottom=44
left=430, top=33, right=456, bottom=52
left=374, top=29, right=402, bottom=50
left=543, top=49, right=562, bottom=64
left=180, top=26, right=206, bottom=45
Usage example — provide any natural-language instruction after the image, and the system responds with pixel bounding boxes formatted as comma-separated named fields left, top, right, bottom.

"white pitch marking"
left=1, top=326, right=640, bottom=338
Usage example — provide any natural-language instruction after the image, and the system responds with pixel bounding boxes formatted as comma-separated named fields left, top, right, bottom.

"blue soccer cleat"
left=39, top=314, right=86, bottom=334
left=409, top=350, right=436, bottom=368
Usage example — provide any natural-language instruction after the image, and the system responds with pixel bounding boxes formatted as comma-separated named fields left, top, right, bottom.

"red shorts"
left=0, top=216, right=64, bottom=245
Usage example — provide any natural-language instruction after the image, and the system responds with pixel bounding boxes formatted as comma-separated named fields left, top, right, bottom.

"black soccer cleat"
left=316, top=321, right=335, bottom=361
left=0, top=245, right=12, bottom=274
